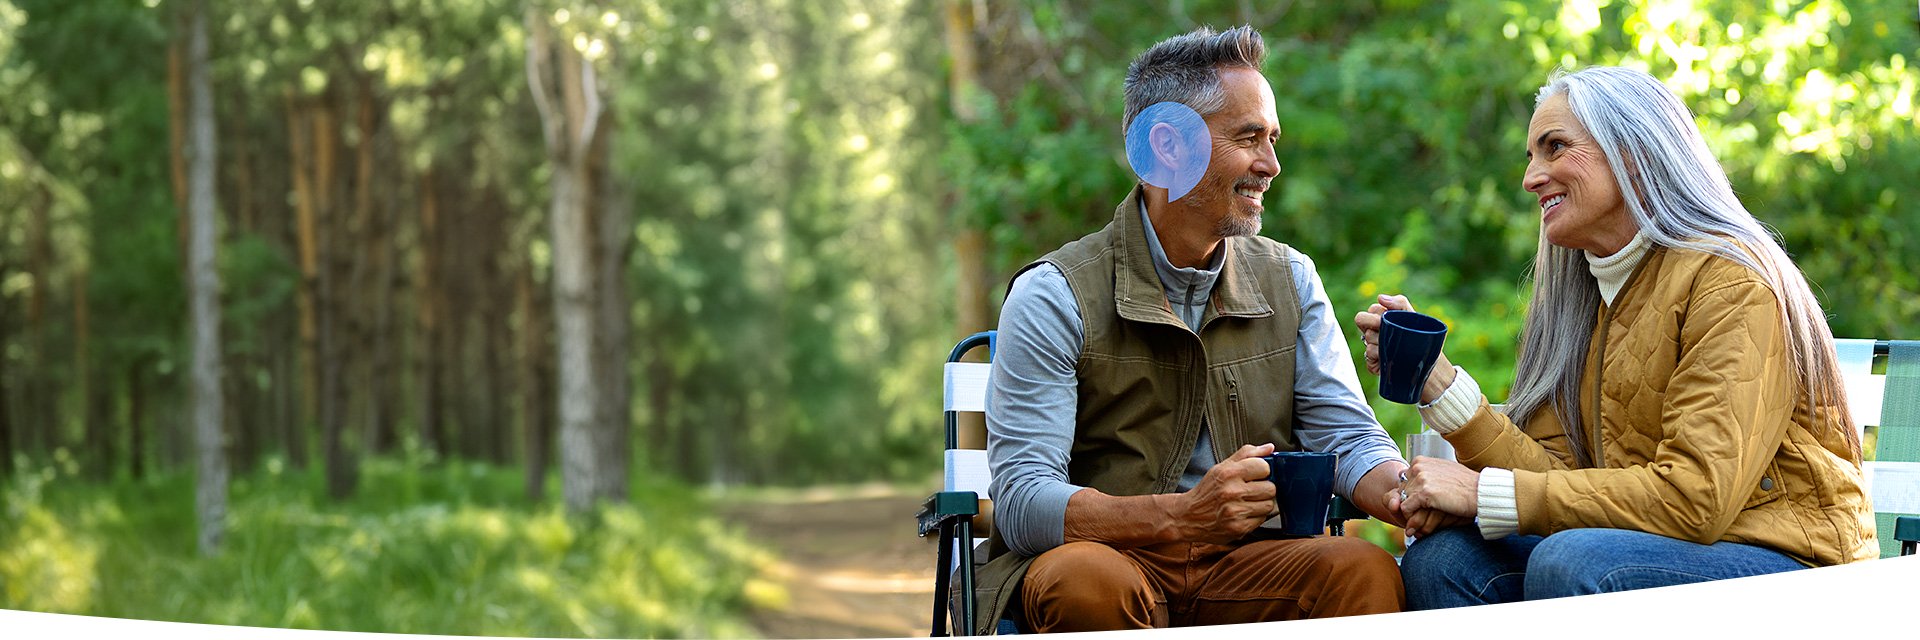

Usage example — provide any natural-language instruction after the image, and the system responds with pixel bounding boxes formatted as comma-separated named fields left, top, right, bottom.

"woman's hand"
left=1399, top=456, right=1480, bottom=520
left=1353, top=294, right=1457, bottom=403
left=1383, top=460, right=1478, bottom=538
left=1353, top=294, right=1417, bottom=376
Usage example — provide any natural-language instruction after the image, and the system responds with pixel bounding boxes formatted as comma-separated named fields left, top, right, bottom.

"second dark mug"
left=1262, top=451, right=1337, bottom=537
left=1377, top=309, right=1449, bottom=404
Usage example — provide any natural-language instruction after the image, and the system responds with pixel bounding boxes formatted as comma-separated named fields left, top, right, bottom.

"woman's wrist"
left=1420, top=353, right=1457, bottom=404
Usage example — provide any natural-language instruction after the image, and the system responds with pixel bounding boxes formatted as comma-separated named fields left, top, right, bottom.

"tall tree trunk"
left=416, top=168, right=444, bottom=455
left=168, top=10, right=190, bottom=286
left=946, top=0, right=992, bottom=335
left=128, top=357, right=146, bottom=480
left=592, top=124, right=633, bottom=488
left=185, top=0, right=228, bottom=556
left=286, top=91, right=319, bottom=467
left=314, top=94, right=354, bottom=499
left=527, top=8, right=624, bottom=510
left=946, top=0, right=992, bottom=448
left=351, top=76, right=388, bottom=455
left=277, top=306, right=301, bottom=468
left=0, top=252, right=12, bottom=476
left=25, top=185, right=51, bottom=458
left=518, top=254, right=549, bottom=501
left=75, top=266, right=110, bottom=478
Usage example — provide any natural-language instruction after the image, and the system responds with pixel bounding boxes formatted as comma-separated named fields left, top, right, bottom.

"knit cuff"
left=1476, top=467, right=1519, bottom=540
left=1416, top=366, right=1480, bottom=435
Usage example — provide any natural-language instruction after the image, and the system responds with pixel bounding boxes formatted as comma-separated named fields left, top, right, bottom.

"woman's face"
left=1522, top=93, right=1637, bottom=256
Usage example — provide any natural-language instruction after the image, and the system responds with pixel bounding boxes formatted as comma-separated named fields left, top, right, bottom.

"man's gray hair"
left=1504, top=66, right=1858, bottom=466
left=1122, top=25, right=1266, bottom=138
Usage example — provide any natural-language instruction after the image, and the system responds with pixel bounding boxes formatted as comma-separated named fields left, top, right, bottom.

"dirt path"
left=717, top=484, right=941, bottom=639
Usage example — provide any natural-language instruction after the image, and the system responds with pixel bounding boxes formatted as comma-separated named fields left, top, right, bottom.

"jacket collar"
left=1111, top=185, right=1273, bottom=329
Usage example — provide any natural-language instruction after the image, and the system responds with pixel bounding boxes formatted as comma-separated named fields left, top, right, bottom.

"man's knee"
left=1309, top=536, right=1401, bottom=578
left=1022, top=542, right=1155, bottom=630
left=1300, top=537, right=1404, bottom=614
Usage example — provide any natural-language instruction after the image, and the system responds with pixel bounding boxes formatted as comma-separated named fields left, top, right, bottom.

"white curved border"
left=3, top=555, right=1916, bottom=639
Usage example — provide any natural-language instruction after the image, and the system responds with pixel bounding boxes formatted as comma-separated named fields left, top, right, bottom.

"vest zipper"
left=1225, top=373, right=1241, bottom=454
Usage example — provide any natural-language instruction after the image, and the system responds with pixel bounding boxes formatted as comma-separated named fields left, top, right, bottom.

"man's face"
left=1181, top=66, right=1281, bottom=238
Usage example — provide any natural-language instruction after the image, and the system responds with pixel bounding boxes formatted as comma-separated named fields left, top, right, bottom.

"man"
left=974, top=25, right=1409, bottom=632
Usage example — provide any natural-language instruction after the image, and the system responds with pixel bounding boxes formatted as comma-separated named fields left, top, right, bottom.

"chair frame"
left=918, top=330, right=994, bottom=637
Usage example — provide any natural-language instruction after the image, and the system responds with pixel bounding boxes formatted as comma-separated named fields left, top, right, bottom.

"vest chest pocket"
left=1211, top=347, right=1297, bottom=451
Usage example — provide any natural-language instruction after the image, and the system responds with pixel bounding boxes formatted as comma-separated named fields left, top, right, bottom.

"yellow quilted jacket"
left=1443, top=245, right=1878, bottom=566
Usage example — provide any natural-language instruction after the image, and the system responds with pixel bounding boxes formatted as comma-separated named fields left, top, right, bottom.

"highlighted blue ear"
left=1125, top=102, right=1209, bottom=201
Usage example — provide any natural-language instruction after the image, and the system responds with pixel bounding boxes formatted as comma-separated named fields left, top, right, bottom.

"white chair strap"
left=1865, top=461, right=1920, bottom=515
left=944, top=362, right=992, bottom=412
left=945, top=449, right=992, bottom=499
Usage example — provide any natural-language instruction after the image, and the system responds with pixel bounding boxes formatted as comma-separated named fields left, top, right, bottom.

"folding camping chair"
left=917, top=331, right=998, bottom=636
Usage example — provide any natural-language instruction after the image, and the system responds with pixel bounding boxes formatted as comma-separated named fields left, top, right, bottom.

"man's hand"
left=1351, top=460, right=1409, bottom=527
left=1164, top=443, right=1278, bottom=544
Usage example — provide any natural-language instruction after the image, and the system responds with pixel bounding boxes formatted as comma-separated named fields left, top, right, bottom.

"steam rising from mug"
left=1125, top=101, right=1209, bottom=202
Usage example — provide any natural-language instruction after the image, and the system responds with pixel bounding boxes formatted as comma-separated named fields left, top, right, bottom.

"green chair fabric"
left=1874, top=340, right=1920, bottom=558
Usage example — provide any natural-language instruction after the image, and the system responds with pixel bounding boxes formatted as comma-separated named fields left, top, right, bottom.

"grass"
left=0, top=451, right=780, bottom=637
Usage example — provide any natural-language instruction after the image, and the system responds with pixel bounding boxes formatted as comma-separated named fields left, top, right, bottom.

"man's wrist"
left=1150, top=492, right=1189, bottom=543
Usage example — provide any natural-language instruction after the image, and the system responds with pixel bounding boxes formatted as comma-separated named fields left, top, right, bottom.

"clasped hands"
left=1387, top=456, right=1480, bottom=538
left=1160, top=444, right=1485, bottom=543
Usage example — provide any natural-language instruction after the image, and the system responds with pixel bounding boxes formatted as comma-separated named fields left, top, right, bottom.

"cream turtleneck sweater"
left=1586, top=231, right=1653, bottom=307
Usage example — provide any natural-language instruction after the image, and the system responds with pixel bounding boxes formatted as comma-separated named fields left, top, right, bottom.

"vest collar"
left=1111, top=185, right=1273, bottom=328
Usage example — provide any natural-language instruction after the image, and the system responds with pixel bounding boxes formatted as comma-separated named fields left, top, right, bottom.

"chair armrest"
left=917, top=491, right=980, bottom=537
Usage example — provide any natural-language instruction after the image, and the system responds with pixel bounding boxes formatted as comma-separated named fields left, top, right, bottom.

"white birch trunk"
left=185, top=0, right=227, bottom=555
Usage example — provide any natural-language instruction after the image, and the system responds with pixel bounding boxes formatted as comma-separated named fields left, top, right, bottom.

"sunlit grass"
left=0, top=455, right=773, bottom=637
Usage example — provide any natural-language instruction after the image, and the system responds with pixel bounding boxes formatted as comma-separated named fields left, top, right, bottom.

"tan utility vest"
left=970, top=187, right=1305, bottom=632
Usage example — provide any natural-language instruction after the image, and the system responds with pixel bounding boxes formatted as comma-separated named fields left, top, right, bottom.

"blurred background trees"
left=0, top=0, right=1914, bottom=631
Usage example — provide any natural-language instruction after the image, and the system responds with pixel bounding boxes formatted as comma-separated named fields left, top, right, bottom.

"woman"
left=1353, top=66, right=1877, bottom=609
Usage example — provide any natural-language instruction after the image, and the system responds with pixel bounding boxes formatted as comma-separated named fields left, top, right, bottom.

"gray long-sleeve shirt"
left=985, top=203, right=1404, bottom=557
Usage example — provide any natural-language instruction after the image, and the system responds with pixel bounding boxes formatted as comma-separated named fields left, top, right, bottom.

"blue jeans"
left=1401, top=527, right=1806, bottom=610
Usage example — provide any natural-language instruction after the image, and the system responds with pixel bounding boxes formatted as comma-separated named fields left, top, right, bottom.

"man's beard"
left=1178, top=172, right=1267, bottom=238
left=1214, top=176, right=1268, bottom=237
left=1215, top=208, right=1261, bottom=237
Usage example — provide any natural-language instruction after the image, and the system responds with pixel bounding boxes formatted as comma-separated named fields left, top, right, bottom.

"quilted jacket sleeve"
left=1442, top=395, right=1580, bottom=473
left=1511, top=279, right=1794, bottom=543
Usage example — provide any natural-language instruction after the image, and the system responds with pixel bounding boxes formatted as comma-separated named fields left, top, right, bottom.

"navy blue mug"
left=1378, top=309, right=1448, bottom=404
left=1262, top=451, right=1337, bottom=537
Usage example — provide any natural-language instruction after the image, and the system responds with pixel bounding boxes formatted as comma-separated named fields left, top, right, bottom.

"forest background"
left=0, top=0, right=1915, bottom=637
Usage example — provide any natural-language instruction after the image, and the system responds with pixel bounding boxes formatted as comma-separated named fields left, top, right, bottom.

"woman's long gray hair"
left=1504, top=66, right=1857, bottom=467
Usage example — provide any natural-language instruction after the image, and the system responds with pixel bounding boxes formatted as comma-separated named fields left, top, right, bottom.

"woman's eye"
left=1549, top=140, right=1568, bottom=152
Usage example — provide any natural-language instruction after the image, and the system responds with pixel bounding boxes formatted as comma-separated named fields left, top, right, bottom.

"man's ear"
left=1150, top=122, right=1182, bottom=170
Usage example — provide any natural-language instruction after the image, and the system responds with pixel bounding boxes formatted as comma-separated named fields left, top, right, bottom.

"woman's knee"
left=1525, top=528, right=1639, bottom=598
left=1400, top=527, right=1483, bottom=582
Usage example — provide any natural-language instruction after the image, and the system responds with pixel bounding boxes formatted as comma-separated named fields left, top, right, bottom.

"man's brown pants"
left=1019, top=536, right=1403, bottom=631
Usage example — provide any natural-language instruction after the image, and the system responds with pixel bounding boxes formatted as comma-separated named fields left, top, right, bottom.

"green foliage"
left=0, top=456, right=772, bottom=637
left=608, top=0, right=949, bottom=484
